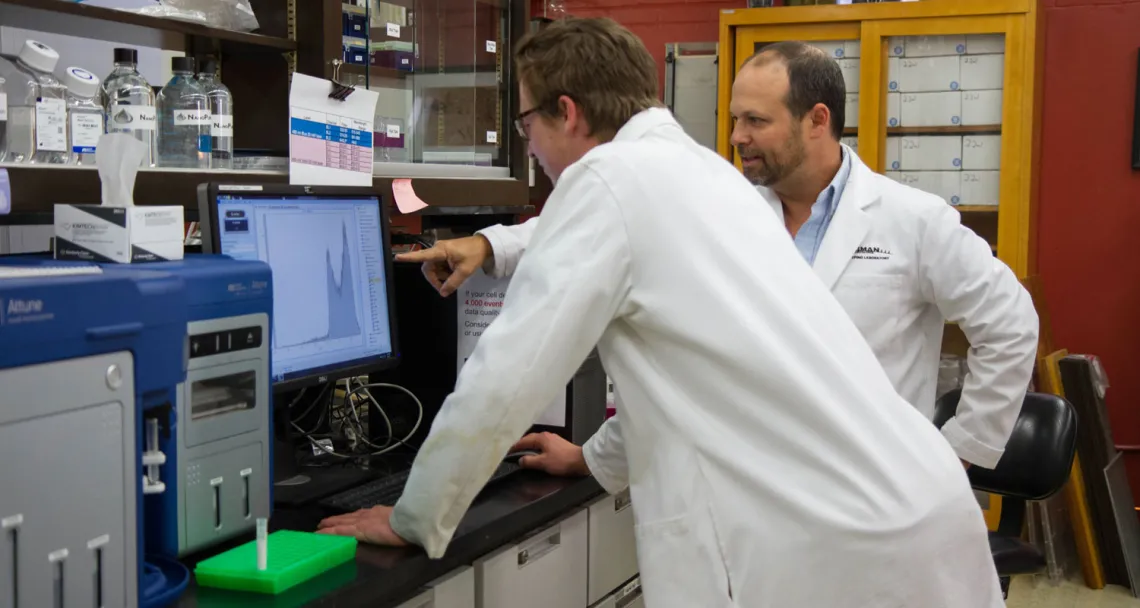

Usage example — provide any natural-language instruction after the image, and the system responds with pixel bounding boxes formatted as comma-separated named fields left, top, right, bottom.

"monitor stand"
left=271, top=409, right=376, bottom=508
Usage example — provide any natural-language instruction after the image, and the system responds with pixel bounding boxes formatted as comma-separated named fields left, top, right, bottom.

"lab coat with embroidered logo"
left=388, top=109, right=1002, bottom=607
left=481, top=146, right=1038, bottom=475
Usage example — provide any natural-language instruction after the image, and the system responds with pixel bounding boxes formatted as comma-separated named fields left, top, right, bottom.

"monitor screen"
left=214, top=192, right=394, bottom=385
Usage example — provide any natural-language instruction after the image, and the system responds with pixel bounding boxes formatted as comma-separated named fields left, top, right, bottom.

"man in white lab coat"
left=406, top=42, right=1039, bottom=483
left=320, top=18, right=1003, bottom=606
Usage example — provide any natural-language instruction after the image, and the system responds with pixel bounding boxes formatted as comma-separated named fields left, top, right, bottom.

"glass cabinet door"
left=339, top=0, right=513, bottom=174
left=861, top=16, right=1026, bottom=267
left=882, top=33, right=1005, bottom=209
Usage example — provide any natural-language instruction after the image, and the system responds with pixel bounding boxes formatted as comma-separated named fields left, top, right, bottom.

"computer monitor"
left=198, top=184, right=400, bottom=391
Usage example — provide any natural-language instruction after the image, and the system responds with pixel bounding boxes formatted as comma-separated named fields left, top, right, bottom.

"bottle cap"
left=64, top=67, right=101, bottom=99
left=18, top=40, right=59, bottom=73
left=113, top=48, right=139, bottom=65
left=172, top=56, right=196, bottom=73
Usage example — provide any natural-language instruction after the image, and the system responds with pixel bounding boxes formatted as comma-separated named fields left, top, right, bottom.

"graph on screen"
left=263, top=211, right=364, bottom=349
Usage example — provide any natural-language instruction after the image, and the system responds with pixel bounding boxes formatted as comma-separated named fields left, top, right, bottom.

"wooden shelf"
left=888, top=125, right=1002, bottom=135
left=0, top=0, right=297, bottom=52
left=843, top=125, right=1003, bottom=136
left=955, top=205, right=999, bottom=213
left=0, top=165, right=527, bottom=215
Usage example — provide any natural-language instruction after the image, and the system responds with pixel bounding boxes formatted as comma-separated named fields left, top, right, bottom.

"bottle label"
left=0, top=93, right=7, bottom=121
left=108, top=104, right=157, bottom=132
left=71, top=112, right=104, bottom=154
left=174, top=108, right=212, bottom=126
left=35, top=98, right=68, bottom=153
left=212, top=113, right=234, bottom=137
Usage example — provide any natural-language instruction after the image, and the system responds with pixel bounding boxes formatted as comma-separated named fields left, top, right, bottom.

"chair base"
left=990, top=531, right=1047, bottom=577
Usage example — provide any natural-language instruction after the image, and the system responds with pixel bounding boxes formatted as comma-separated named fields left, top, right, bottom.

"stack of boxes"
left=342, top=3, right=369, bottom=66
left=370, top=2, right=415, bottom=72
left=883, top=34, right=1005, bottom=207
left=342, top=1, right=415, bottom=70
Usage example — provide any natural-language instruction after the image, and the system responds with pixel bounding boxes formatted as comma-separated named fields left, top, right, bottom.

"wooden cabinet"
left=717, top=0, right=1042, bottom=278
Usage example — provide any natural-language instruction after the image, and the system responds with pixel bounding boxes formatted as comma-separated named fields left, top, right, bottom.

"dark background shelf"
left=0, top=0, right=296, bottom=52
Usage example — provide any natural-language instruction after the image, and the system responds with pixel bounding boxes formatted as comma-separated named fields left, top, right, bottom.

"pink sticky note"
left=392, top=178, right=429, bottom=213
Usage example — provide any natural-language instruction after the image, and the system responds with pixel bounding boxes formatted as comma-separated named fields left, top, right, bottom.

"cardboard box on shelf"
left=885, top=171, right=902, bottom=182
left=885, top=136, right=902, bottom=171
left=841, top=136, right=858, bottom=153
left=843, top=40, right=862, bottom=59
left=900, top=92, right=962, bottom=127
left=887, top=92, right=901, bottom=128
left=898, top=171, right=962, bottom=205
left=962, top=135, right=1001, bottom=171
left=888, top=57, right=900, bottom=92
left=837, top=58, right=860, bottom=93
left=845, top=93, right=859, bottom=128
left=899, top=135, right=962, bottom=171
left=904, top=35, right=966, bottom=58
left=896, top=56, right=960, bottom=93
left=960, top=54, right=1004, bottom=90
left=806, top=40, right=848, bottom=59
left=959, top=171, right=1000, bottom=206
left=965, top=34, right=1005, bottom=55
left=961, top=90, right=1003, bottom=125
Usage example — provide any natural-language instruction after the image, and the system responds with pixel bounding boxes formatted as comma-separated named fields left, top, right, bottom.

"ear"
left=808, top=103, right=831, bottom=138
left=560, top=95, right=587, bottom=135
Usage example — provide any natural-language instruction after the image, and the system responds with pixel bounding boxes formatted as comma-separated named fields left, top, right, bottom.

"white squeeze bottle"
left=64, top=67, right=104, bottom=166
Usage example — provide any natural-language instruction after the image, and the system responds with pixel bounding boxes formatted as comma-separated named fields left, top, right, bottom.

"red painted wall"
left=559, top=0, right=741, bottom=98
left=1036, top=0, right=1140, bottom=496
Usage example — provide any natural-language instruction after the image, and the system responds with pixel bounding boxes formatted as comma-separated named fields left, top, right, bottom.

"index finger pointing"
left=395, top=246, right=447, bottom=264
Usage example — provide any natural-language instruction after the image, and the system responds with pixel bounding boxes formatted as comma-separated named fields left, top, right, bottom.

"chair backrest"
left=933, top=389, right=1078, bottom=501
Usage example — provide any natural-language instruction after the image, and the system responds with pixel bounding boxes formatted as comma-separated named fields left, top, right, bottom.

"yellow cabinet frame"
left=718, top=0, right=1042, bottom=278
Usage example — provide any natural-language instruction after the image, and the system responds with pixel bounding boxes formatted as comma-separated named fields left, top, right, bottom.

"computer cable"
left=340, top=381, right=425, bottom=457
left=290, top=380, right=425, bottom=460
left=341, top=377, right=394, bottom=451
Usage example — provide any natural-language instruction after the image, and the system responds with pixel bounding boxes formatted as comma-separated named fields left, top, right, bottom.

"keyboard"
left=318, top=461, right=523, bottom=514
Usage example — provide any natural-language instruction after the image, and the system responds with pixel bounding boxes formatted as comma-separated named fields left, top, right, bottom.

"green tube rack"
left=194, top=530, right=358, bottom=595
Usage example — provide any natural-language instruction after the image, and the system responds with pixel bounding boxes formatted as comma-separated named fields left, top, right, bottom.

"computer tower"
left=372, top=261, right=606, bottom=449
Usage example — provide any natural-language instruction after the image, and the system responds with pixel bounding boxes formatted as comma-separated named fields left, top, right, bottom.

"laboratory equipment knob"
left=106, top=364, right=122, bottom=389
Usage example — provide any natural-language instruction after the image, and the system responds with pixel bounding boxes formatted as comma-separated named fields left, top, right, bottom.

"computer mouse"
left=504, top=450, right=540, bottom=464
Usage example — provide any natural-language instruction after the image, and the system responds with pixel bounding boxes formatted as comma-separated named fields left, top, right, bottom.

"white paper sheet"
left=456, top=269, right=567, bottom=427
left=288, top=72, right=379, bottom=187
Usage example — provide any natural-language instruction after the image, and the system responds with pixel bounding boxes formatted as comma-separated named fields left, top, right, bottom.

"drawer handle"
left=517, top=530, right=561, bottom=567
left=617, top=578, right=643, bottom=608
left=615, top=489, right=632, bottom=513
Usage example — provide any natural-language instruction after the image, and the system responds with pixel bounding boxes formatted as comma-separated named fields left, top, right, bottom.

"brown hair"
left=744, top=41, right=847, bottom=141
left=514, top=17, right=663, bottom=141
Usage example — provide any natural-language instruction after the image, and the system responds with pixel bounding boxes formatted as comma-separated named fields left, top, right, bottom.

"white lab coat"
left=390, top=108, right=1001, bottom=607
left=482, top=148, right=1038, bottom=472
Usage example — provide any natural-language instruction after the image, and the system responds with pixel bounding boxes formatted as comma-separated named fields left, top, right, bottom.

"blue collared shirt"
left=793, top=148, right=851, bottom=265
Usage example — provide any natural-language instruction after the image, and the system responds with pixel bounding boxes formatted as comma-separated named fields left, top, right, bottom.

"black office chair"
left=933, top=389, right=1078, bottom=589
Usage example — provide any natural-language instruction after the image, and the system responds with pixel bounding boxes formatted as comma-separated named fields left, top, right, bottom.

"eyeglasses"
left=513, top=93, right=570, bottom=140
left=514, top=107, right=542, bottom=140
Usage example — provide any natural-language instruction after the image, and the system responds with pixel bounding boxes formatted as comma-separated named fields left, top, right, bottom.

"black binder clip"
left=329, top=59, right=355, bottom=101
